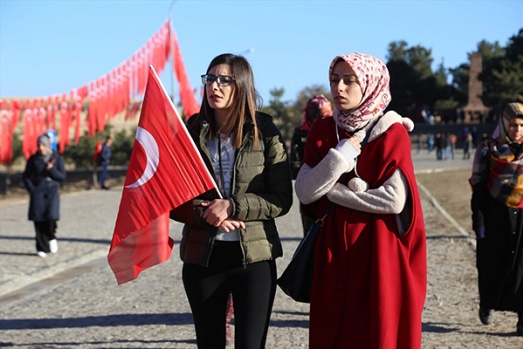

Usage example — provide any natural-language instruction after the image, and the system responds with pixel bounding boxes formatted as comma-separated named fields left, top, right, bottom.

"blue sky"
left=0, top=0, right=521, bottom=106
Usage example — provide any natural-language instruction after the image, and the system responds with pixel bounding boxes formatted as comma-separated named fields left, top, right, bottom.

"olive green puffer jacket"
left=170, top=111, right=293, bottom=267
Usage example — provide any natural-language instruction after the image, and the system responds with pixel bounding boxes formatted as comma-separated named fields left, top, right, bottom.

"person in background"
left=99, top=136, right=112, bottom=190
left=170, top=53, right=293, bottom=348
left=435, top=133, right=443, bottom=160
left=290, top=94, right=332, bottom=178
left=448, top=132, right=457, bottom=159
left=22, top=133, right=66, bottom=257
left=290, top=94, right=332, bottom=235
left=427, top=133, right=435, bottom=153
left=462, top=132, right=474, bottom=160
left=416, top=134, right=423, bottom=154
left=295, top=52, right=426, bottom=348
left=469, top=102, right=523, bottom=336
left=442, top=133, right=450, bottom=160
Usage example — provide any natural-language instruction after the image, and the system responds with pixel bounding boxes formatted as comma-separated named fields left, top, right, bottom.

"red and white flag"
left=108, top=66, right=217, bottom=285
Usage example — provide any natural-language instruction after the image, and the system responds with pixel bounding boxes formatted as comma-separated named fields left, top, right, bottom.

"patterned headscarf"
left=494, top=102, right=523, bottom=144
left=329, top=53, right=391, bottom=133
left=301, top=94, right=333, bottom=131
left=470, top=102, right=523, bottom=209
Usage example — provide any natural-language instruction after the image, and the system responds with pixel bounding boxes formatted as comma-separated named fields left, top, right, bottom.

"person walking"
left=169, top=53, right=293, bottom=349
left=470, top=102, right=523, bottom=336
left=99, top=136, right=112, bottom=190
left=427, top=133, right=435, bottom=153
left=290, top=94, right=332, bottom=235
left=448, top=133, right=457, bottom=159
left=22, top=133, right=66, bottom=257
left=435, top=133, right=443, bottom=160
left=463, top=132, right=474, bottom=160
left=295, top=52, right=426, bottom=348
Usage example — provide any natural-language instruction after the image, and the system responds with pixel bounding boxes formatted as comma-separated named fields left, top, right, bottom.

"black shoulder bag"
left=276, top=203, right=333, bottom=303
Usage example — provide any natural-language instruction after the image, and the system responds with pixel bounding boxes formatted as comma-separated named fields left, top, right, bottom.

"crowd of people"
left=415, top=129, right=480, bottom=161
left=19, top=52, right=522, bottom=347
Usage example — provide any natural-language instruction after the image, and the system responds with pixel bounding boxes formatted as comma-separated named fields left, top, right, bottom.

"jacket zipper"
left=234, top=126, right=254, bottom=269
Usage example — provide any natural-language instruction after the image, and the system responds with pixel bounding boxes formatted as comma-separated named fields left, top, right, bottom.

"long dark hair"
left=196, top=53, right=261, bottom=149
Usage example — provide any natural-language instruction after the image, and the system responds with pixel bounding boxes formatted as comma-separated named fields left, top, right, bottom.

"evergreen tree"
left=480, top=29, right=523, bottom=107
left=259, top=88, right=295, bottom=142
left=386, top=41, right=436, bottom=121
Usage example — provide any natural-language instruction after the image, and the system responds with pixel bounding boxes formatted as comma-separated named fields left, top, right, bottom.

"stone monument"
left=462, top=52, right=490, bottom=123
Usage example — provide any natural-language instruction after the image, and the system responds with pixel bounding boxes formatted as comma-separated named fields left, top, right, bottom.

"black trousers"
left=182, top=241, right=277, bottom=349
left=34, top=220, right=57, bottom=253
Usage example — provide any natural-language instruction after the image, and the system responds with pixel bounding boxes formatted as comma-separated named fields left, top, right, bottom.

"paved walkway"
left=1, top=149, right=522, bottom=348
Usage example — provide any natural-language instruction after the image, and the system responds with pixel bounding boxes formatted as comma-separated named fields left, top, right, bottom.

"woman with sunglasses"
left=295, top=53, right=426, bottom=348
left=170, top=53, right=293, bottom=348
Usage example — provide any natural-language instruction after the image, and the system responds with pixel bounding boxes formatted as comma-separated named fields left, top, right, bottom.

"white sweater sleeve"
left=295, top=147, right=356, bottom=205
left=326, top=169, right=409, bottom=214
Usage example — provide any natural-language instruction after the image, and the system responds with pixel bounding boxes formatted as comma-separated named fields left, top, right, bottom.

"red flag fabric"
left=6, top=100, right=21, bottom=164
left=93, top=139, right=102, bottom=163
left=0, top=100, right=9, bottom=164
left=172, top=30, right=200, bottom=117
left=59, top=98, right=69, bottom=154
left=47, top=97, right=56, bottom=131
left=87, top=81, right=97, bottom=136
left=107, top=66, right=218, bottom=285
left=22, top=101, right=35, bottom=160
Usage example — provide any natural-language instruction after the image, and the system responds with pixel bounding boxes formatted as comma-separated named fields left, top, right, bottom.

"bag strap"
left=316, top=203, right=334, bottom=226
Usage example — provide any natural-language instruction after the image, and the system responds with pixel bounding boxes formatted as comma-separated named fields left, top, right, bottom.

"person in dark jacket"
left=290, top=94, right=332, bottom=235
left=470, top=102, right=523, bottom=336
left=23, top=133, right=66, bottom=257
left=170, top=53, right=293, bottom=349
left=99, top=136, right=112, bottom=190
left=290, top=94, right=332, bottom=179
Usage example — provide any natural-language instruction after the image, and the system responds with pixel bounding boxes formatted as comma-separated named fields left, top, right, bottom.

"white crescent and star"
left=125, top=126, right=160, bottom=188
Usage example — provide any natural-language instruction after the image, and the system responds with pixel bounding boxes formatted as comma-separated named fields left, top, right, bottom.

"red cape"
left=303, top=118, right=426, bottom=349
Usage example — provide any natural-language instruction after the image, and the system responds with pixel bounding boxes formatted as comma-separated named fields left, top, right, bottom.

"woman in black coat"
left=470, top=102, right=523, bottom=336
left=23, top=133, right=66, bottom=257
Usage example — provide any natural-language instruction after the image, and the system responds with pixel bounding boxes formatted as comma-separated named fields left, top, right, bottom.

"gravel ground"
left=0, top=150, right=522, bottom=348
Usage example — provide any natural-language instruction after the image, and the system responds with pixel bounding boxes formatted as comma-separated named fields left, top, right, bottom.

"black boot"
left=479, top=308, right=493, bottom=325
left=517, top=312, right=523, bottom=336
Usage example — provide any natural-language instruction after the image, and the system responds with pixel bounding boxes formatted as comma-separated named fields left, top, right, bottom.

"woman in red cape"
left=295, top=53, right=427, bottom=348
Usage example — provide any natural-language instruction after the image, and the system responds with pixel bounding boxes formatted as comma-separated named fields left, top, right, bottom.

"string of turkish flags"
left=0, top=18, right=200, bottom=165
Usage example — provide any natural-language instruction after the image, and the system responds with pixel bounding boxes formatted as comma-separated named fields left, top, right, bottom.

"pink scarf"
left=329, top=53, right=391, bottom=132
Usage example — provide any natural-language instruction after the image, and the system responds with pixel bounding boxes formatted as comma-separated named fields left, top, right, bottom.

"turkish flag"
left=107, top=66, right=218, bottom=285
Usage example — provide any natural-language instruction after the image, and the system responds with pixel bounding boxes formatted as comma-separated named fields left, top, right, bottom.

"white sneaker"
left=49, top=239, right=58, bottom=253
left=36, top=251, right=47, bottom=258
